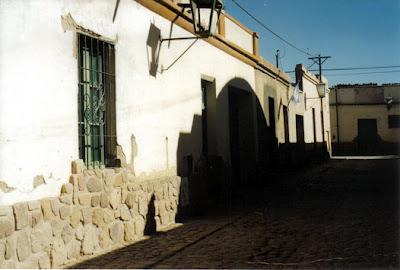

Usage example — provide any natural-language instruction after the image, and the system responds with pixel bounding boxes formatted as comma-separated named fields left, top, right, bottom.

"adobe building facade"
left=254, top=64, right=331, bottom=171
left=329, top=83, right=400, bottom=155
left=0, top=0, right=331, bottom=268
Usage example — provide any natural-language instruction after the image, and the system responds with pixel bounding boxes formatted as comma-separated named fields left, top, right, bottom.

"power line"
left=285, top=65, right=400, bottom=73
left=229, top=0, right=314, bottom=57
left=327, top=70, right=400, bottom=76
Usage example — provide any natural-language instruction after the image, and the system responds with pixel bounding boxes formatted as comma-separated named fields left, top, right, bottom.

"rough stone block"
left=78, top=175, right=86, bottom=191
left=160, top=212, right=169, bottom=226
left=50, top=198, right=61, bottom=217
left=0, top=239, right=5, bottom=263
left=1, top=259, right=16, bottom=268
left=163, top=183, right=168, bottom=198
left=92, top=209, right=104, bottom=227
left=5, top=235, right=16, bottom=260
left=125, top=193, right=135, bottom=209
left=37, top=251, right=50, bottom=269
left=61, top=182, right=74, bottom=194
left=109, top=220, right=124, bottom=244
left=16, top=231, right=31, bottom=262
left=59, top=205, right=72, bottom=220
left=114, top=208, right=121, bottom=219
left=16, top=255, right=39, bottom=269
left=113, top=174, right=123, bottom=187
left=100, top=192, right=109, bottom=208
left=70, top=207, right=82, bottom=228
left=154, top=186, right=163, bottom=200
left=99, top=227, right=111, bottom=249
left=0, top=206, right=12, bottom=217
left=51, top=219, right=65, bottom=238
left=71, top=160, right=85, bottom=174
left=27, top=201, right=40, bottom=211
left=154, top=200, right=159, bottom=216
left=33, top=175, right=45, bottom=188
left=120, top=205, right=131, bottom=221
left=168, top=183, right=174, bottom=197
left=169, top=211, right=176, bottom=225
left=94, top=169, right=103, bottom=178
left=51, top=239, right=67, bottom=268
left=60, top=194, right=72, bottom=205
left=72, top=191, right=79, bottom=205
left=75, top=223, right=84, bottom=241
left=138, top=195, right=148, bottom=217
left=87, top=177, right=102, bottom=193
left=158, top=200, right=166, bottom=215
left=121, top=187, right=128, bottom=204
left=67, top=239, right=81, bottom=260
left=130, top=202, right=139, bottom=217
left=78, top=192, right=91, bottom=206
left=13, top=203, right=29, bottom=230
left=103, top=209, right=114, bottom=224
left=81, top=207, right=93, bottom=225
left=124, top=221, right=135, bottom=242
left=155, top=216, right=161, bottom=230
left=91, top=194, right=100, bottom=207
left=133, top=216, right=145, bottom=237
left=109, top=188, right=122, bottom=209
left=61, top=224, right=74, bottom=244
left=82, top=224, right=99, bottom=255
left=104, top=169, right=114, bottom=188
left=31, top=222, right=52, bottom=253
left=0, top=216, right=15, bottom=239
left=127, top=183, right=133, bottom=192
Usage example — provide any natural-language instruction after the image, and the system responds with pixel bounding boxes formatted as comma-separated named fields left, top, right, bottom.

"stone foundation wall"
left=0, top=161, right=181, bottom=268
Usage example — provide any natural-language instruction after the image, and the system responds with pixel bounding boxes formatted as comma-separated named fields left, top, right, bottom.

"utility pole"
left=308, top=54, right=331, bottom=148
left=308, top=54, right=331, bottom=82
left=275, top=49, right=280, bottom=69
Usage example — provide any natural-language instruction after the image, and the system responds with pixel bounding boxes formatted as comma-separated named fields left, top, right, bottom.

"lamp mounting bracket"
left=160, top=36, right=208, bottom=43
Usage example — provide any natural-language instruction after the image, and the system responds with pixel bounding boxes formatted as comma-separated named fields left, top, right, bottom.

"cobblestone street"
left=72, top=158, right=399, bottom=269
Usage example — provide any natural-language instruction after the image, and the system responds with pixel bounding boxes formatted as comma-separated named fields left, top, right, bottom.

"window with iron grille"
left=78, top=33, right=117, bottom=168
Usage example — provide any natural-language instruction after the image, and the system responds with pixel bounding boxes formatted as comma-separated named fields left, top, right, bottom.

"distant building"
left=329, top=83, right=400, bottom=155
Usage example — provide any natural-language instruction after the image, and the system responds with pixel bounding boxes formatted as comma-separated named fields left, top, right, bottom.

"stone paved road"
left=71, top=158, right=399, bottom=269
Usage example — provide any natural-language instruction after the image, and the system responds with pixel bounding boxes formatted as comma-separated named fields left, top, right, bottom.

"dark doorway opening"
left=312, top=108, right=317, bottom=150
left=357, top=119, right=378, bottom=154
left=283, top=105, right=289, bottom=144
left=229, top=87, right=256, bottom=186
left=268, top=97, right=276, bottom=136
left=296, top=114, right=305, bottom=164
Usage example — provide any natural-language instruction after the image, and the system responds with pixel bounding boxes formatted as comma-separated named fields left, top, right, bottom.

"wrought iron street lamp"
left=189, top=0, right=224, bottom=37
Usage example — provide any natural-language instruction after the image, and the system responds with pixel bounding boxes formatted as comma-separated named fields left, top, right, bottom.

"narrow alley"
left=72, top=158, right=399, bottom=269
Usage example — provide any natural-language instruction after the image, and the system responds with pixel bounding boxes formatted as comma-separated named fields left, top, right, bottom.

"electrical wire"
left=229, top=0, right=314, bottom=57
left=285, top=65, right=400, bottom=73
left=327, top=70, right=400, bottom=76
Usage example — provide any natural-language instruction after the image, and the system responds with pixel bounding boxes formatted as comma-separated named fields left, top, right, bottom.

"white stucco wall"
left=224, top=17, right=253, bottom=54
left=0, top=0, right=255, bottom=204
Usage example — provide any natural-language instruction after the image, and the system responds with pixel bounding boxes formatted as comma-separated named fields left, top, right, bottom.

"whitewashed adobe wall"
left=0, top=0, right=255, bottom=205
left=224, top=16, right=254, bottom=54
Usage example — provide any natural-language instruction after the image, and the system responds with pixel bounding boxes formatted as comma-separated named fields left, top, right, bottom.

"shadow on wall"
left=146, top=23, right=161, bottom=77
left=144, top=194, right=157, bottom=235
left=175, top=77, right=277, bottom=217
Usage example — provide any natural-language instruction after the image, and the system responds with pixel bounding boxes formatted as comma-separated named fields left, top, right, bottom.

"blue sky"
left=225, top=0, right=400, bottom=86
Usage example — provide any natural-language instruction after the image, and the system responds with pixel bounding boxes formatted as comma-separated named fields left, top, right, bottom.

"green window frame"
left=78, top=33, right=118, bottom=168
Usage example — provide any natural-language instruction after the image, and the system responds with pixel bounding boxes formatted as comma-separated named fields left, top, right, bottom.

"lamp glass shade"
left=317, top=83, right=327, bottom=98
